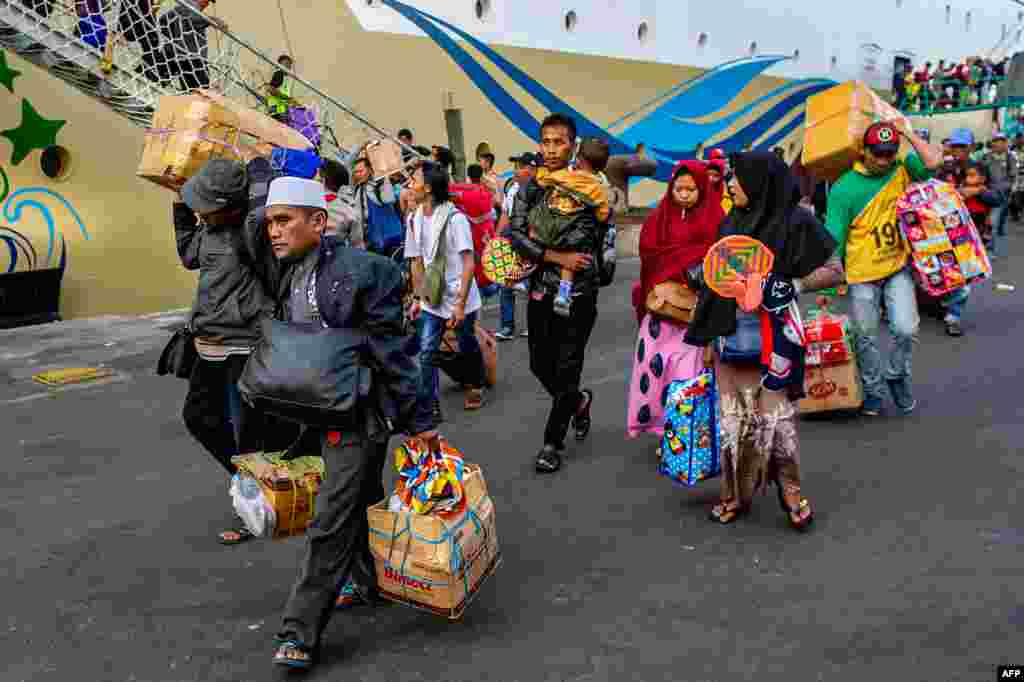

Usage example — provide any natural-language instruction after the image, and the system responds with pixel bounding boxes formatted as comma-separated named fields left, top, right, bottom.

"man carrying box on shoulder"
left=825, top=121, right=941, bottom=417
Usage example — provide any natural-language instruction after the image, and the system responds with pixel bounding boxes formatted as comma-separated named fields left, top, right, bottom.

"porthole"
left=830, top=55, right=839, bottom=70
left=564, top=10, right=577, bottom=32
left=40, top=145, right=72, bottom=182
left=749, top=41, right=758, bottom=56
left=637, top=21, right=649, bottom=43
left=697, top=32, right=709, bottom=48
left=792, top=49, right=801, bottom=61
left=474, top=0, right=491, bottom=20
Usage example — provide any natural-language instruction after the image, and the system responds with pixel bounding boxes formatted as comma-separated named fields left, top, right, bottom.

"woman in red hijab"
left=627, top=160, right=723, bottom=439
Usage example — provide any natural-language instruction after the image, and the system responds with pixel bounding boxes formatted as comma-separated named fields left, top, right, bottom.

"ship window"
left=895, top=0, right=902, bottom=6
left=365, top=0, right=375, bottom=6
left=830, top=55, right=838, bottom=70
left=564, top=10, right=577, bottom=32
left=697, top=32, right=709, bottom=48
left=40, top=146, right=72, bottom=182
left=749, top=41, right=758, bottom=56
left=792, top=49, right=801, bottom=61
left=965, top=11, right=971, bottom=31
left=945, top=5, right=951, bottom=25
left=637, top=21, right=649, bottom=43
left=474, top=0, right=491, bottom=20
left=1019, top=10, right=1024, bottom=22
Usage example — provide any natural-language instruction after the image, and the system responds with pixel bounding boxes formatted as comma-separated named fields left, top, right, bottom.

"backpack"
left=361, top=184, right=404, bottom=255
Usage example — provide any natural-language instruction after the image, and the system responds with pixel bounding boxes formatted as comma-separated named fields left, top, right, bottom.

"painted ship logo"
left=808, top=380, right=837, bottom=399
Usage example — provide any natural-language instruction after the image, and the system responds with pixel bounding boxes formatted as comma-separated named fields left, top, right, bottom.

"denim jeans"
left=499, top=286, right=517, bottom=332
left=990, top=200, right=1010, bottom=256
left=416, top=310, right=484, bottom=425
left=941, top=285, right=971, bottom=323
left=848, top=267, right=920, bottom=403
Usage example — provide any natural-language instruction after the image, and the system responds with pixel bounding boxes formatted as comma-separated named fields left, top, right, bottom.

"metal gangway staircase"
left=0, top=0, right=412, bottom=161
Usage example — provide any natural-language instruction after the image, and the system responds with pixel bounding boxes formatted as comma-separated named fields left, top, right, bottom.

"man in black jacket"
left=254, top=176, right=436, bottom=671
left=176, top=159, right=289, bottom=544
left=509, top=113, right=599, bottom=473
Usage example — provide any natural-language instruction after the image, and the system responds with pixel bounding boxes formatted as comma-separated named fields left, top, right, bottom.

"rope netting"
left=0, top=0, right=408, bottom=161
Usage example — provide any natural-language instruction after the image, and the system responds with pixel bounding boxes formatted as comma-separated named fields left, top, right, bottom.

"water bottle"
left=240, top=476, right=261, bottom=500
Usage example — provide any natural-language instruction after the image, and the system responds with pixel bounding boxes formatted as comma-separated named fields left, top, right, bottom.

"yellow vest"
left=844, top=163, right=912, bottom=284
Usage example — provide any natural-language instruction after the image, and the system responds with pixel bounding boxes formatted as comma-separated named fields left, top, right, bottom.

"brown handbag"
left=645, top=281, right=698, bottom=323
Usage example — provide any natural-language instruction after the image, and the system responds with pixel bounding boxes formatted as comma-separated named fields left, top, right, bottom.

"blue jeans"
left=990, top=200, right=1010, bottom=256
left=849, top=267, right=920, bottom=403
left=416, top=310, right=484, bottom=423
left=941, top=285, right=971, bottom=323
left=499, top=286, right=517, bottom=333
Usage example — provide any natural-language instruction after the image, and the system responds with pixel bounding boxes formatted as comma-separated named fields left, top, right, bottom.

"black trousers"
left=527, top=292, right=598, bottom=449
left=182, top=356, right=297, bottom=475
left=277, top=430, right=389, bottom=652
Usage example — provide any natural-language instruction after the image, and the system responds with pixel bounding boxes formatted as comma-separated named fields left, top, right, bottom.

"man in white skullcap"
left=261, top=176, right=437, bottom=671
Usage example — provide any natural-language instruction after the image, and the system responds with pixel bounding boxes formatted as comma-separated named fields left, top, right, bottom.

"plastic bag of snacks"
left=230, top=452, right=325, bottom=539
left=897, top=179, right=992, bottom=297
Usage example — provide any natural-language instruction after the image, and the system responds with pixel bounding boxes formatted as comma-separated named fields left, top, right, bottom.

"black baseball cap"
left=181, top=159, right=248, bottom=214
left=509, top=152, right=542, bottom=167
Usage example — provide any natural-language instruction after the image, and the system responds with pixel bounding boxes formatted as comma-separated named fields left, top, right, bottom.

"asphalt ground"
left=1, top=238, right=1022, bottom=681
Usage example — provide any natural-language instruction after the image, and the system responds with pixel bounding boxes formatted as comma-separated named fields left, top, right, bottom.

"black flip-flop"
left=218, top=527, right=254, bottom=546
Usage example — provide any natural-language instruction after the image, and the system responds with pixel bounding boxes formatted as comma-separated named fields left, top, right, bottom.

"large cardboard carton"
left=802, top=81, right=910, bottom=183
left=138, top=95, right=243, bottom=190
left=138, top=91, right=314, bottom=190
left=799, top=359, right=864, bottom=414
left=367, top=464, right=500, bottom=619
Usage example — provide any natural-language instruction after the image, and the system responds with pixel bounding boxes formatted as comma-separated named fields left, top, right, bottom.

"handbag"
left=156, top=325, right=197, bottom=379
left=718, top=311, right=763, bottom=364
left=645, top=281, right=697, bottom=323
left=658, top=368, right=721, bottom=488
left=238, top=317, right=372, bottom=428
left=421, top=211, right=453, bottom=308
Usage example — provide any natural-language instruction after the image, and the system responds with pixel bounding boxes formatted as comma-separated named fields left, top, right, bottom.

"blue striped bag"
left=658, top=368, right=721, bottom=488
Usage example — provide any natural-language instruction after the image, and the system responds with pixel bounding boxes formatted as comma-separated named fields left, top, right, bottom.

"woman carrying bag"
left=627, top=160, right=721, bottom=440
left=685, top=152, right=843, bottom=531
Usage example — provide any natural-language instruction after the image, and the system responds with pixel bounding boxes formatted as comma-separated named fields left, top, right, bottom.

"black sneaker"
left=495, top=328, right=514, bottom=341
left=573, top=389, right=594, bottom=441
left=945, top=320, right=963, bottom=337
left=535, top=444, right=563, bottom=473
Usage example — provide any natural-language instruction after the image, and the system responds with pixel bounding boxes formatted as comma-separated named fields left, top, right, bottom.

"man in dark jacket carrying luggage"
left=509, top=113, right=601, bottom=474
left=253, top=176, right=436, bottom=671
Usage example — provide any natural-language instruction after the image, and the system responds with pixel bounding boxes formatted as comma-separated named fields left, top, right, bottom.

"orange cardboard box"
left=799, top=359, right=864, bottom=414
left=802, top=81, right=910, bottom=183
left=367, top=463, right=500, bottom=619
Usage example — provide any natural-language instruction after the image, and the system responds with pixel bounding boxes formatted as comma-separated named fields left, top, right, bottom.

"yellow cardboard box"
left=799, top=359, right=864, bottom=414
left=367, top=463, right=500, bottom=619
left=802, top=81, right=910, bottom=183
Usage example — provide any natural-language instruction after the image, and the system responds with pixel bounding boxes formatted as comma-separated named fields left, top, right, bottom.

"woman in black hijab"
left=685, top=151, right=842, bottom=530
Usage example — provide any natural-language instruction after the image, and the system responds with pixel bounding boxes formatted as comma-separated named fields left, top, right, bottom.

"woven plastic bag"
left=658, top=369, right=721, bottom=488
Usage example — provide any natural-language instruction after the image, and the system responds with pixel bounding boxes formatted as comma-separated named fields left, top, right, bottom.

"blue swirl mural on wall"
left=0, top=165, right=90, bottom=274
left=380, top=1, right=838, bottom=182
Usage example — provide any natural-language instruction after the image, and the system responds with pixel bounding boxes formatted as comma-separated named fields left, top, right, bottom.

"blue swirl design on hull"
left=0, top=186, right=90, bottom=273
left=378, top=1, right=837, bottom=182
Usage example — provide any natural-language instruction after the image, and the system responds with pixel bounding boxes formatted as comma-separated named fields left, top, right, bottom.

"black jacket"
left=174, top=202, right=273, bottom=347
left=508, top=178, right=601, bottom=297
left=274, top=237, right=426, bottom=437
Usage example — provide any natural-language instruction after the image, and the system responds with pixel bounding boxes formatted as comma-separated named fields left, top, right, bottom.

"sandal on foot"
left=464, top=387, right=485, bottom=411
left=709, top=500, right=747, bottom=525
left=335, top=577, right=365, bottom=610
left=272, top=640, right=315, bottom=670
left=573, top=389, right=594, bottom=441
left=776, top=486, right=814, bottom=532
left=218, top=527, right=254, bottom=545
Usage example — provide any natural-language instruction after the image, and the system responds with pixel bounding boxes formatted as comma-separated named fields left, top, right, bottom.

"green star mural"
left=1, top=99, right=65, bottom=165
left=0, top=51, right=20, bottom=93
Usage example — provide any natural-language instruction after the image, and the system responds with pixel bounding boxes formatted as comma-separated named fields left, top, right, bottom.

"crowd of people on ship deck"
left=893, top=56, right=1009, bottom=112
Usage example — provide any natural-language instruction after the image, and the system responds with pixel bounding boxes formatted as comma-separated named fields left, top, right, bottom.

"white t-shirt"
left=404, top=204, right=482, bottom=320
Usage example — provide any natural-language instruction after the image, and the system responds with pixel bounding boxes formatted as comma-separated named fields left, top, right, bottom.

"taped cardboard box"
left=138, top=92, right=313, bottom=191
left=367, top=463, right=500, bottom=619
left=231, top=452, right=325, bottom=540
left=802, top=81, right=910, bottom=183
left=799, top=359, right=864, bottom=414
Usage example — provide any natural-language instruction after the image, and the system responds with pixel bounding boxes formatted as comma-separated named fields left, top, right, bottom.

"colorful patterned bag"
left=658, top=369, right=721, bottom=488
left=481, top=236, right=535, bottom=287
left=393, top=437, right=467, bottom=516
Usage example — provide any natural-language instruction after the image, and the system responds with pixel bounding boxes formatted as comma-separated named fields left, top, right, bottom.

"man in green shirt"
left=825, top=121, right=941, bottom=417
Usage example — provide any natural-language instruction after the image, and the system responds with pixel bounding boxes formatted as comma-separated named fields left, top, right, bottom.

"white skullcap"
left=266, top=176, right=327, bottom=211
